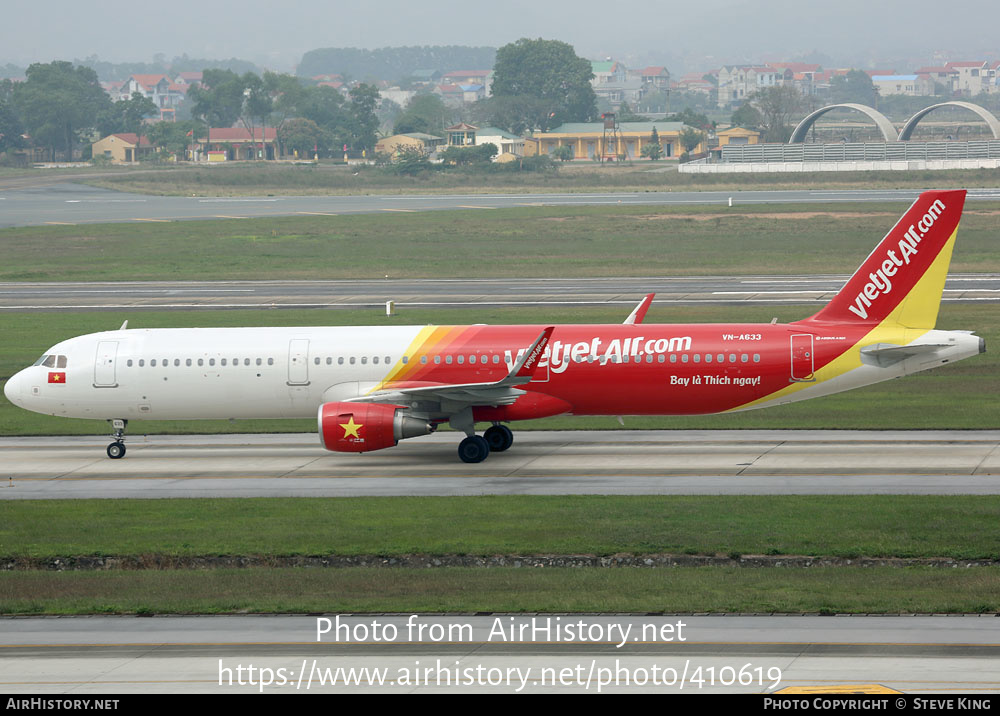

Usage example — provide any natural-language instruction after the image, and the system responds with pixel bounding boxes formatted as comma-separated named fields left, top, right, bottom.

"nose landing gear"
left=106, top=418, right=128, bottom=459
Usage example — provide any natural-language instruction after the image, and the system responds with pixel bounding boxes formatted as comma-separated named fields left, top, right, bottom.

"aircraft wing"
left=346, top=326, right=554, bottom=409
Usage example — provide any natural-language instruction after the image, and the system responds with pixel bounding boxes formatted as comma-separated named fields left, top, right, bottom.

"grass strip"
left=0, top=303, right=997, bottom=434
left=2, top=496, right=999, bottom=560
left=2, top=567, right=998, bottom=615
left=84, top=163, right=1000, bottom=197
left=2, top=201, right=1000, bottom=281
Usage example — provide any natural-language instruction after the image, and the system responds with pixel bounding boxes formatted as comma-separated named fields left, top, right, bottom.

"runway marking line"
left=132, top=218, right=171, bottom=223
left=43, top=222, right=75, bottom=226
left=4, top=640, right=1000, bottom=649
left=213, top=215, right=249, bottom=219
left=296, top=211, right=338, bottom=216
left=381, top=208, right=416, bottom=213
left=455, top=205, right=495, bottom=210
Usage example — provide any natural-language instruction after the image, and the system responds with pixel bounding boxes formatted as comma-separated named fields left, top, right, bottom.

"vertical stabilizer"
left=804, top=189, right=966, bottom=329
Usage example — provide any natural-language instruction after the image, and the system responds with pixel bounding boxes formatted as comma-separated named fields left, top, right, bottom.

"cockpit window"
left=35, top=354, right=68, bottom=368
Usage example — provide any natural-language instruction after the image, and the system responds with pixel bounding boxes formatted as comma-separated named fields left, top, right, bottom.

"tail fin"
left=804, top=189, right=966, bottom=329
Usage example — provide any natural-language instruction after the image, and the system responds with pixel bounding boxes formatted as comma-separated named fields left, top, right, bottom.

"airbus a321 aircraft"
left=3, top=189, right=984, bottom=463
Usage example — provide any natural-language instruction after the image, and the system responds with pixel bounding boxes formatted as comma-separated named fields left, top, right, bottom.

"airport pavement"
left=2, top=430, right=999, bottom=499
left=3, top=183, right=1000, bottom=229
left=1, top=274, right=998, bottom=312
left=2, top=614, right=998, bottom=693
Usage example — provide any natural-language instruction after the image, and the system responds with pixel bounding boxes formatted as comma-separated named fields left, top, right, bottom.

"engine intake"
left=318, top=402, right=432, bottom=453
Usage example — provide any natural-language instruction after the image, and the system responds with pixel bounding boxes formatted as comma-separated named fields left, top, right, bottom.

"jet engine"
left=318, top=402, right=432, bottom=453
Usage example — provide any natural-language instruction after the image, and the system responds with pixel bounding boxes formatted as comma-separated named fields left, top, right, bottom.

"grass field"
left=0, top=303, right=996, bottom=434
left=3, top=201, right=1000, bottom=282
left=4, top=495, right=999, bottom=616
left=2, top=496, right=998, bottom=559
left=81, top=162, right=1000, bottom=197
left=3, top=567, right=998, bottom=615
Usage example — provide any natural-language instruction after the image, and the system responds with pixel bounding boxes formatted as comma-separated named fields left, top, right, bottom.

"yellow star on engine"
left=340, top=417, right=363, bottom=439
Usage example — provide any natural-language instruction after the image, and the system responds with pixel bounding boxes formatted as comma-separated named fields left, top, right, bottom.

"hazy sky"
left=3, top=0, right=997, bottom=72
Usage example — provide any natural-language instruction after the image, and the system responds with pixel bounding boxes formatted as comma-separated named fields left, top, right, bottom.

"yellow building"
left=714, top=126, right=761, bottom=147
left=523, top=121, right=704, bottom=160
left=374, top=133, right=445, bottom=157
left=91, top=133, right=154, bottom=163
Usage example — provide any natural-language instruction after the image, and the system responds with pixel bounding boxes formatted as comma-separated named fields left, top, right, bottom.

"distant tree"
left=730, top=102, right=764, bottom=131
left=679, top=127, right=704, bottom=153
left=616, top=102, right=650, bottom=122
left=14, top=61, right=111, bottom=160
left=440, top=142, right=498, bottom=166
left=280, top=118, right=325, bottom=158
left=473, top=94, right=550, bottom=136
left=394, top=94, right=449, bottom=136
left=636, top=89, right=670, bottom=114
left=146, top=119, right=200, bottom=159
left=96, top=91, right=158, bottom=137
left=298, top=85, right=351, bottom=155
left=641, top=126, right=663, bottom=160
left=264, top=72, right=305, bottom=157
left=552, top=145, right=575, bottom=161
left=831, top=69, right=878, bottom=107
left=488, top=38, right=597, bottom=131
left=297, top=46, right=496, bottom=84
left=745, top=85, right=804, bottom=142
left=640, top=143, right=663, bottom=160
left=393, top=145, right=433, bottom=175
left=0, top=79, right=24, bottom=153
left=668, top=107, right=713, bottom=130
left=186, top=69, right=244, bottom=129
left=348, top=83, right=380, bottom=153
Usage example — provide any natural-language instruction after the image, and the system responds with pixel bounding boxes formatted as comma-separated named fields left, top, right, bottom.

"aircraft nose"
left=3, top=371, right=24, bottom=405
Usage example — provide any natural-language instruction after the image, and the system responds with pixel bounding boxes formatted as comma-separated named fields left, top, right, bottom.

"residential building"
left=442, top=70, right=492, bottom=95
left=871, top=74, right=935, bottom=97
left=945, top=61, right=1000, bottom=95
left=591, top=59, right=643, bottom=108
left=716, top=65, right=781, bottom=107
left=120, top=74, right=185, bottom=121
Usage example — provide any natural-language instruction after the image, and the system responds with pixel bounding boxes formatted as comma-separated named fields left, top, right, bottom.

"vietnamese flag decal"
left=48, top=372, right=66, bottom=384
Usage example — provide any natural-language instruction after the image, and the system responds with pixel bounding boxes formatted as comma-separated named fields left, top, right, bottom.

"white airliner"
left=2, top=190, right=985, bottom=462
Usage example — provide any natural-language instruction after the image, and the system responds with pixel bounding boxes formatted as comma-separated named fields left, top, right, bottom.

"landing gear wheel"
left=106, top=418, right=128, bottom=459
left=484, top=425, right=513, bottom=452
left=458, top=435, right=490, bottom=463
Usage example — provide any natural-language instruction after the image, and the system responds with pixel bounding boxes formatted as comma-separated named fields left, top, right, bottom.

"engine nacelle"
left=318, top=402, right=432, bottom=453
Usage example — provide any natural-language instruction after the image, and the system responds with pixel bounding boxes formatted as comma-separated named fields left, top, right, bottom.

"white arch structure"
left=788, top=103, right=898, bottom=143
left=897, top=101, right=1000, bottom=141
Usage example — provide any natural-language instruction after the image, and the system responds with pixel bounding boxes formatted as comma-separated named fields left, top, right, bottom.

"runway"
left=1, top=274, right=998, bottom=312
left=2, top=430, right=999, bottom=499
left=3, top=183, right=1000, bottom=229
left=3, top=614, right=998, bottom=693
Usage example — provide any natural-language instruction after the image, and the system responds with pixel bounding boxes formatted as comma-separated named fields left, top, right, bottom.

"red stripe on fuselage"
left=379, top=323, right=867, bottom=415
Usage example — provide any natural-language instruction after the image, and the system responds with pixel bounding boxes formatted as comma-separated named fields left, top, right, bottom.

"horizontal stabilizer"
left=860, top=342, right=950, bottom=367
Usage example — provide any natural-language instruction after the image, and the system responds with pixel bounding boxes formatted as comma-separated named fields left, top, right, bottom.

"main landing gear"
left=106, top=418, right=127, bottom=459
left=457, top=423, right=514, bottom=464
